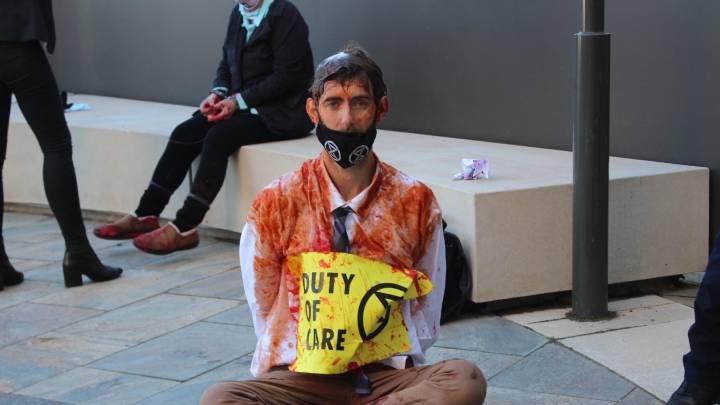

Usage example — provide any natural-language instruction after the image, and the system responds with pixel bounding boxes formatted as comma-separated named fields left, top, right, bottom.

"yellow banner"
left=286, top=252, right=432, bottom=374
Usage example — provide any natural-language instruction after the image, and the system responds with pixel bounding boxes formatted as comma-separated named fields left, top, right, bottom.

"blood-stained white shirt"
left=239, top=156, right=446, bottom=376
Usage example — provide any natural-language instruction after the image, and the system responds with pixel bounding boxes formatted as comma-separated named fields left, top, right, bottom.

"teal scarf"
left=239, top=0, right=274, bottom=41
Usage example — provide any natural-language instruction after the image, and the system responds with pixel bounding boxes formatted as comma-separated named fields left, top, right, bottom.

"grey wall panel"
left=47, top=0, right=720, bottom=239
left=606, top=1, right=720, bottom=240
left=49, top=0, right=231, bottom=106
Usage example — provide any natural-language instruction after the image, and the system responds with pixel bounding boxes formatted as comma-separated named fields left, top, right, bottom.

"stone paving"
left=0, top=212, right=691, bottom=404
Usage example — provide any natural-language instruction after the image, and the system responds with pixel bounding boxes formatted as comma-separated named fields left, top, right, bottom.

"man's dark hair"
left=310, top=44, right=387, bottom=105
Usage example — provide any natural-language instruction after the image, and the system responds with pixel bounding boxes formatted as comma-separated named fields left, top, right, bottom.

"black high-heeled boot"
left=0, top=257, right=24, bottom=291
left=62, top=250, right=122, bottom=288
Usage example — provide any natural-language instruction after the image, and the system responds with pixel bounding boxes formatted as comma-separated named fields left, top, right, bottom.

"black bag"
left=441, top=220, right=472, bottom=323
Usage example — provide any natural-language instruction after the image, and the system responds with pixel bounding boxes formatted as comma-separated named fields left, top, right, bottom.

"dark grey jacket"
left=0, top=0, right=56, bottom=53
left=214, top=0, right=314, bottom=137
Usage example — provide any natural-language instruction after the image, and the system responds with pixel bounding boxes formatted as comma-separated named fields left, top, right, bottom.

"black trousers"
left=0, top=41, right=92, bottom=255
left=135, top=110, right=298, bottom=231
left=684, top=232, right=720, bottom=386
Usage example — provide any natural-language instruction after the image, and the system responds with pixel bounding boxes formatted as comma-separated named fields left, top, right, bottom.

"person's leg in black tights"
left=173, top=111, right=283, bottom=232
left=0, top=75, right=24, bottom=289
left=0, top=81, right=11, bottom=247
left=135, top=113, right=213, bottom=218
left=7, top=42, right=90, bottom=253
left=0, top=41, right=120, bottom=287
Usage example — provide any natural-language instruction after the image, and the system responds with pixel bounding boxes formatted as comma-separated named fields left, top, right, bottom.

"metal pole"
left=570, top=0, right=612, bottom=320
left=582, top=0, right=604, bottom=32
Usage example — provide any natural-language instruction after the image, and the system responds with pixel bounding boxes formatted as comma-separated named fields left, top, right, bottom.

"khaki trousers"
left=201, top=359, right=486, bottom=405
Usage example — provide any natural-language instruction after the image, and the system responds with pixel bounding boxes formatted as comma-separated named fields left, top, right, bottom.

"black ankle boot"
left=0, top=257, right=24, bottom=291
left=62, top=250, right=122, bottom=288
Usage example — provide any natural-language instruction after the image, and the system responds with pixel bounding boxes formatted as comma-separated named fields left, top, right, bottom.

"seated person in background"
left=94, top=0, right=314, bottom=254
left=201, top=45, right=487, bottom=405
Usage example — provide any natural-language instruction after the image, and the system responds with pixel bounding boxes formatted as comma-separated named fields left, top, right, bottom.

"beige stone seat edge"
left=6, top=94, right=710, bottom=303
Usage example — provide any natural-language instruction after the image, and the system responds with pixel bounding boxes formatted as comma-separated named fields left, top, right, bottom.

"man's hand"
left=200, top=93, right=222, bottom=116
left=206, top=98, right=238, bottom=122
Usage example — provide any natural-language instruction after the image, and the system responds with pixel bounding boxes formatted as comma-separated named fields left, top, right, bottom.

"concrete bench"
left=8, top=95, right=709, bottom=303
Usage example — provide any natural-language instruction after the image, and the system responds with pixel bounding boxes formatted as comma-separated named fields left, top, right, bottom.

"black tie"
left=332, top=206, right=371, bottom=394
left=332, top=206, right=353, bottom=253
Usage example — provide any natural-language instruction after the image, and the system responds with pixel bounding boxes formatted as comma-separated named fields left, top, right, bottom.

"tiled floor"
left=502, top=294, right=696, bottom=401
left=0, top=213, right=692, bottom=404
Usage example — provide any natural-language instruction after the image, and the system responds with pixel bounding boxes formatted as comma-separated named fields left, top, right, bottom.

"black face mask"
left=316, top=124, right=377, bottom=169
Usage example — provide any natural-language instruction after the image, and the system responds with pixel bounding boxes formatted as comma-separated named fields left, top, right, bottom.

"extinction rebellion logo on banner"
left=286, top=252, right=432, bottom=374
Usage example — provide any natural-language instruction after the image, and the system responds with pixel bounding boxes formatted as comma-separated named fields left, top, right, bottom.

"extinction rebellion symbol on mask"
left=357, top=283, right=407, bottom=341
left=324, top=141, right=342, bottom=162
left=349, top=145, right=369, bottom=165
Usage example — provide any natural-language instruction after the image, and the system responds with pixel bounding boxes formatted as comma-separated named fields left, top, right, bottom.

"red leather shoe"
left=133, top=223, right=199, bottom=255
left=93, top=215, right=159, bottom=240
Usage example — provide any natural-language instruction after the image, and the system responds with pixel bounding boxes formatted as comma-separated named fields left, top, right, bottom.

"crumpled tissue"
left=453, top=158, right=490, bottom=180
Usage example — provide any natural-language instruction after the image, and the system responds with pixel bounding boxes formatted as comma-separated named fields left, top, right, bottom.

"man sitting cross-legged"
left=201, top=46, right=486, bottom=405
